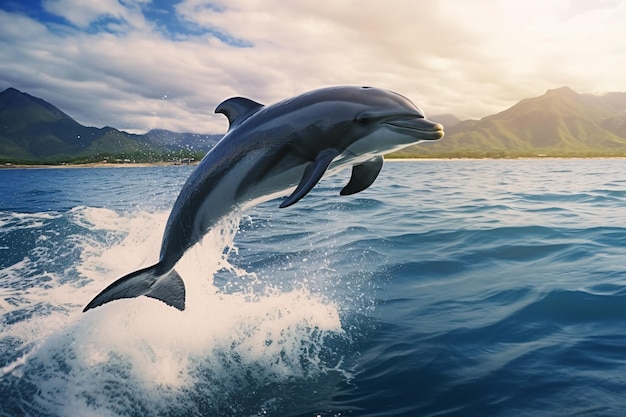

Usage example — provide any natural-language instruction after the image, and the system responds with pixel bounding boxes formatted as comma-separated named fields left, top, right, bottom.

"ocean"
left=1, top=159, right=626, bottom=417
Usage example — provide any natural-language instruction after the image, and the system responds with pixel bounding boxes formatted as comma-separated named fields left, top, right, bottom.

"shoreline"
left=384, top=156, right=626, bottom=162
left=0, top=161, right=198, bottom=169
left=2, top=156, right=626, bottom=169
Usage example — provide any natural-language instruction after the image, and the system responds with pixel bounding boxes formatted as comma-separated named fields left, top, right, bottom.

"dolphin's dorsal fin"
left=340, top=156, right=384, bottom=196
left=215, top=97, right=264, bottom=130
left=280, top=148, right=340, bottom=208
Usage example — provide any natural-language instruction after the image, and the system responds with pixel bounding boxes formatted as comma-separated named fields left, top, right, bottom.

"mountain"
left=0, top=88, right=218, bottom=164
left=0, top=87, right=164, bottom=163
left=393, top=87, right=626, bottom=158
left=4, top=86, right=626, bottom=164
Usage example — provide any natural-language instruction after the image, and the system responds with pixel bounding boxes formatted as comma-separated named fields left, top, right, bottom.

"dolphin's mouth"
left=384, top=117, right=444, bottom=140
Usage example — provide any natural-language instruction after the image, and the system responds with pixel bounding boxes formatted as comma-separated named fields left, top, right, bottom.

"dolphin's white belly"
left=191, top=151, right=304, bottom=242
left=191, top=149, right=364, bottom=243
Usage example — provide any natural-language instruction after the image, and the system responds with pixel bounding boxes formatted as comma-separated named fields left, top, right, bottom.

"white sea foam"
left=1, top=207, right=345, bottom=416
left=0, top=211, right=62, bottom=233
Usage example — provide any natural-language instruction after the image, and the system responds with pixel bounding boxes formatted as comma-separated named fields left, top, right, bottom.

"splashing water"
left=1, top=206, right=347, bottom=417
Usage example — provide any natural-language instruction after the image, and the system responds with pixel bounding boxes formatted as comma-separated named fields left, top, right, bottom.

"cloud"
left=1, top=1, right=626, bottom=134
left=42, top=0, right=150, bottom=31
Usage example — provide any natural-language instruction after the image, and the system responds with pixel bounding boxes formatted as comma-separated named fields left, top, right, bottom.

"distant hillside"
left=0, top=88, right=219, bottom=164
left=0, top=88, right=160, bottom=163
left=4, top=86, right=626, bottom=164
left=393, top=87, right=626, bottom=158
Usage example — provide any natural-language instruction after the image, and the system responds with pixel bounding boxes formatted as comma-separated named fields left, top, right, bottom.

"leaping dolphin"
left=83, top=86, right=444, bottom=312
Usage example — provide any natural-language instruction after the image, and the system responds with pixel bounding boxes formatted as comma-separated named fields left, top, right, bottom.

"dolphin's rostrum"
left=83, top=86, right=444, bottom=312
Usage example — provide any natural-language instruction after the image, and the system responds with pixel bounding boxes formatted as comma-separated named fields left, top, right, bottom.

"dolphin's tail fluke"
left=83, top=263, right=186, bottom=312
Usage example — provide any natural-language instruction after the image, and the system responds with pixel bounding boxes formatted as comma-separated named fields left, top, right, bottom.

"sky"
left=1, top=0, right=625, bottom=134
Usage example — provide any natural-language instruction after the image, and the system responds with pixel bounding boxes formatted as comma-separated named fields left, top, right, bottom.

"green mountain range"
left=393, top=86, right=626, bottom=158
left=3, top=86, right=626, bottom=164
left=0, top=87, right=220, bottom=164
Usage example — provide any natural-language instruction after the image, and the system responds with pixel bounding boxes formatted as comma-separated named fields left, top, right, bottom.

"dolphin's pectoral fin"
left=280, top=148, right=340, bottom=208
left=340, top=156, right=384, bottom=196
left=83, top=263, right=186, bottom=312
left=215, top=97, right=264, bottom=130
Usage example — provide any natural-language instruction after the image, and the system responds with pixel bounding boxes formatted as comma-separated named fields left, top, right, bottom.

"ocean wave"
left=3, top=161, right=626, bottom=416
left=0, top=205, right=351, bottom=417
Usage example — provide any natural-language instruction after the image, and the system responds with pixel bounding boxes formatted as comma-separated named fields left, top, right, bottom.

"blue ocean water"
left=1, top=159, right=626, bottom=417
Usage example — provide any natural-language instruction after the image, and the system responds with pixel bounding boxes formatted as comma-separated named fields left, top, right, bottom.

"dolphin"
left=83, top=86, right=444, bottom=312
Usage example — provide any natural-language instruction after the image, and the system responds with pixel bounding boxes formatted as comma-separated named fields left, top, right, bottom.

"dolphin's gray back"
left=83, top=86, right=444, bottom=312
left=158, top=148, right=246, bottom=269
left=156, top=87, right=407, bottom=268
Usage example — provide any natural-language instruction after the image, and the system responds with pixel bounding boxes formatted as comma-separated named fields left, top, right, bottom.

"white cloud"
left=1, top=1, right=626, bottom=134
left=43, top=0, right=139, bottom=29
